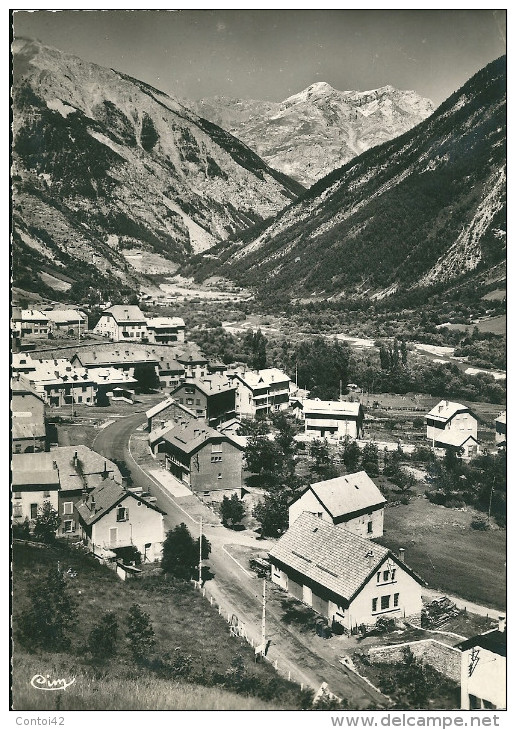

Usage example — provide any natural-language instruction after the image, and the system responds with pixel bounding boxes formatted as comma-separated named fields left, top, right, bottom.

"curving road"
left=93, top=412, right=387, bottom=708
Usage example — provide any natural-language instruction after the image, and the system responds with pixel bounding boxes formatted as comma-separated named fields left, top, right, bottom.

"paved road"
left=93, top=413, right=387, bottom=708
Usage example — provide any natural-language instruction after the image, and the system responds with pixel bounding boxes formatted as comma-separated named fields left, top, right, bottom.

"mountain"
left=11, top=39, right=303, bottom=301
left=191, top=82, right=435, bottom=187
left=192, top=57, right=506, bottom=304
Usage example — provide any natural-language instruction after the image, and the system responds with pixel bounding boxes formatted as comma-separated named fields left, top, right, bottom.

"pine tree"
left=87, top=611, right=118, bottom=659
left=126, top=604, right=155, bottom=664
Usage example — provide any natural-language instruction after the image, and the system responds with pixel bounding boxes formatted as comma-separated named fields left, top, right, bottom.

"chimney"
left=73, top=451, right=78, bottom=467
left=365, top=550, right=374, bottom=568
left=498, top=616, right=506, bottom=633
left=398, top=547, right=405, bottom=563
left=121, top=476, right=128, bottom=489
left=90, top=498, right=96, bottom=512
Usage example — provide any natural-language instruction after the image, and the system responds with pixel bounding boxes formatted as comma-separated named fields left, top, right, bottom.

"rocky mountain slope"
left=191, top=83, right=434, bottom=187
left=11, top=38, right=303, bottom=301
left=193, top=57, right=506, bottom=304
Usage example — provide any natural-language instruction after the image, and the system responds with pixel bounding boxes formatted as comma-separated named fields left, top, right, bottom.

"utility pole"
left=488, top=477, right=495, bottom=525
left=199, top=516, right=203, bottom=586
left=261, top=578, right=266, bottom=650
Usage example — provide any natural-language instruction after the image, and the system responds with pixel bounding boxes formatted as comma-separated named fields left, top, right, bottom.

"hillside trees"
left=161, top=523, right=211, bottom=579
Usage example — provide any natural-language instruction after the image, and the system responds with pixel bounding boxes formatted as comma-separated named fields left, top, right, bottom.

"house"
left=71, top=347, right=159, bottom=378
left=169, top=375, right=236, bottom=427
left=12, top=446, right=123, bottom=538
left=93, top=305, right=148, bottom=342
left=229, top=368, right=291, bottom=417
left=289, top=471, right=386, bottom=538
left=11, top=375, right=46, bottom=453
left=157, top=359, right=186, bottom=389
left=495, top=411, right=506, bottom=447
left=12, top=356, right=97, bottom=408
left=44, top=308, right=88, bottom=336
left=146, top=316, right=185, bottom=344
left=456, top=617, right=506, bottom=710
left=176, top=350, right=209, bottom=379
left=88, top=367, right=138, bottom=404
left=301, top=399, right=365, bottom=440
left=11, top=309, right=50, bottom=338
left=76, top=480, right=166, bottom=562
left=269, top=512, right=425, bottom=633
left=158, top=422, right=244, bottom=500
left=426, top=400, right=479, bottom=456
left=146, top=397, right=197, bottom=436
left=12, top=453, right=60, bottom=526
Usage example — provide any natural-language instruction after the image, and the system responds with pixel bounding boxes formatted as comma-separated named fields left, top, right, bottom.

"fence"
left=190, top=579, right=341, bottom=702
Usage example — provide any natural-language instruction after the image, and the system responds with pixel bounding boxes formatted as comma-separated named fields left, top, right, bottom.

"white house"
left=146, top=316, right=185, bottom=344
left=76, top=480, right=166, bottom=562
left=93, top=305, right=148, bottom=342
left=12, top=452, right=60, bottom=525
left=289, top=471, right=386, bottom=538
left=301, top=399, right=365, bottom=440
left=11, top=309, right=50, bottom=338
left=456, top=618, right=506, bottom=710
left=229, top=368, right=291, bottom=417
left=426, top=400, right=479, bottom=455
left=270, top=512, right=424, bottom=633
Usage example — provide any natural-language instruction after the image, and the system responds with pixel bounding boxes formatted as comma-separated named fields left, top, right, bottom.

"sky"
left=11, top=9, right=506, bottom=107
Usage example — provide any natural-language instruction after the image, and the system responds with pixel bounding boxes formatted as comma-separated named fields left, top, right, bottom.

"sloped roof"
left=495, top=411, right=506, bottom=425
left=76, top=480, right=165, bottom=526
left=146, top=397, right=197, bottom=421
left=12, top=452, right=60, bottom=488
left=171, top=375, right=235, bottom=398
left=102, top=305, right=146, bottom=323
left=12, top=420, right=46, bottom=440
left=456, top=629, right=506, bottom=657
left=11, top=375, right=44, bottom=401
left=234, top=368, right=291, bottom=389
left=74, top=348, right=158, bottom=367
left=162, top=422, right=243, bottom=454
left=20, top=309, right=49, bottom=322
left=270, top=512, right=424, bottom=604
left=307, top=471, right=386, bottom=520
left=426, top=400, right=471, bottom=423
left=434, top=433, right=479, bottom=448
left=146, top=316, right=185, bottom=328
left=88, top=367, right=137, bottom=386
left=302, top=399, right=362, bottom=417
left=44, top=309, right=87, bottom=324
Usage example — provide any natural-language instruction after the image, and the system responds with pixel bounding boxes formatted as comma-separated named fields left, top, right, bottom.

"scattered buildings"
left=289, top=471, right=386, bottom=538
left=269, top=512, right=425, bottom=633
left=76, top=480, right=166, bottom=562
left=229, top=368, right=291, bottom=417
left=169, top=375, right=236, bottom=427
left=456, top=618, right=506, bottom=710
left=300, top=399, right=364, bottom=440
left=157, top=422, right=244, bottom=500
left=426, top=400, right=479, bottom=455
left=11, top=375, right=46, bottom=453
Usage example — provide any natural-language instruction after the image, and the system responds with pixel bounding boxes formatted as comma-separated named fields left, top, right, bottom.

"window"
left=383, top=570, right=390, bottom=582
left=381, top=595, right=390, bottom=610
left=63, top=502, right=73, bottom=515
left=43, top=491, right=50, bottom=498
left=394, top=593, right=399, bottom=608
left=63, top=520, right=74, bottom=533
left=211, top=443, right=223, bottom=453
left=391, top=569, right=396, bottom=581
left=14, top=443, right=22, bottom=453
left=372, top=598, right=378, bottom=612
left=217, top=473, right=222, bottom=480
left=376, top=572, right=381, bottom=583
left=186, top=398, right=194, bottom=405
left=14, top=492, right=22, bottom=500
left=117, top=506, right=128, bottom=522
left=30, top=503, right=38, bottom=519
left=78, top=396, right=82, bottom=403
left=317, top=512, right=323, bottom=518
left=211, top=455, right=222, bottom=463
left=367, top=521, right=373, bottom=534
left=196, top=399, right=201, bottom=405
left=13, top=504, right=23, bottom=518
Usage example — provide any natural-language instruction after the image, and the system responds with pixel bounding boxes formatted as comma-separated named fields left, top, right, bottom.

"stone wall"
left=368, top=639, right=461, bottom=683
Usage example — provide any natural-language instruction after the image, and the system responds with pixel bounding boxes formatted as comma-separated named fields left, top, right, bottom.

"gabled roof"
left=11, top=375, right=45, bottom=402
left=495, top=411, right=506, bottom=425
left=456, top=629, right=506, bottom=657
left=76, top=480, right=165, bottom=526
left=146, top=397, right=197, bottom=421
left=162, top=422, right=243, bottom=454
left=299, top=471, right=386, bottom=521
left=171, top=375, right=235, bottom=398
left=12, top=421, right=46, bottom=440
left=146, top=316, right=185, bottom=329
left=434, top=433, right=479, bottom=448
left=44, top=309, right=87, bottom=324
left=73, top=348, right=158, bottom=367
left=302, top=399, right=362, bottom=417
left=12, top=452, right=60, bottom=488
left=270, top=512, right=425, bottom=605
left=101, top=305, right=146, bottom=324
left=426, top=400, right=472, bottom=423
left=233, top=368, right=291, bottom=389
left=20, top=309, right=49, bottom=322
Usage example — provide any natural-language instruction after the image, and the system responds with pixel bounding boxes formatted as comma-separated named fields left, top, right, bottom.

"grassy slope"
left=12, top=542, right=303, bottom=711
left=378, top=499, right=506, bottom=610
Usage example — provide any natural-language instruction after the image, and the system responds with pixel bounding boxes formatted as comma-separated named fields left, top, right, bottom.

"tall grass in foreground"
left=12, top=654, right=285, bottom=711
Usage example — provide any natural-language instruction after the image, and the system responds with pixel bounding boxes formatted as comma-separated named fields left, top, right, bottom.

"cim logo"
left=30, top=674, right=76, bottom=691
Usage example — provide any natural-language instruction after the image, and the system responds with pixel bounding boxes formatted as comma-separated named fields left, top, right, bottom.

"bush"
left=471, top=518, right=489, bottom=531
left=126, top=603, right=156, bottom=664
left=87, top=611, right=119, bottom=659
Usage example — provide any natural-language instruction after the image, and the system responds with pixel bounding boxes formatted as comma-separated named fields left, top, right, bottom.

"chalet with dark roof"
left=289, top=471, right=386, bottom=538
left=426, top=400, right=479, bottom=456
left=269, top=512, right=425, bottom=632
left=456, top=618, right=506, bottom=710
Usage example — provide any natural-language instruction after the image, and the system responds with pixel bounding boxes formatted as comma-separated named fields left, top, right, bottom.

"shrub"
left=471, top=518, right=489, bottom=531
left=87, top=611, right=119, bottom=659
left=126, top=603, right=156, bottom=664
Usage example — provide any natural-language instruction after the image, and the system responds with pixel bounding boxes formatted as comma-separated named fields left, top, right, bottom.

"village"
left=11, top=299, right=506, bottom=711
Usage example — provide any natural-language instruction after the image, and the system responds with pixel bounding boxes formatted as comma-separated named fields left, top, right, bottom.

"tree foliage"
left=33, top=502, right=60, bottom=543
left=309, top=439, right=338, bottom=481
left=341, top=437, right=362, bottom=473
left=220, top=493, right=246, bottom=527
left=87, top=611, right=119, bottom=659
left=126, top=603, right=156, bottom=664
left=17, top=567, right=77, bottom=651
left=161, top=523, right=211, bottom=579
left=361, top=442, right=380, bottom=477
left=253, top=491, right=290, bottom=537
